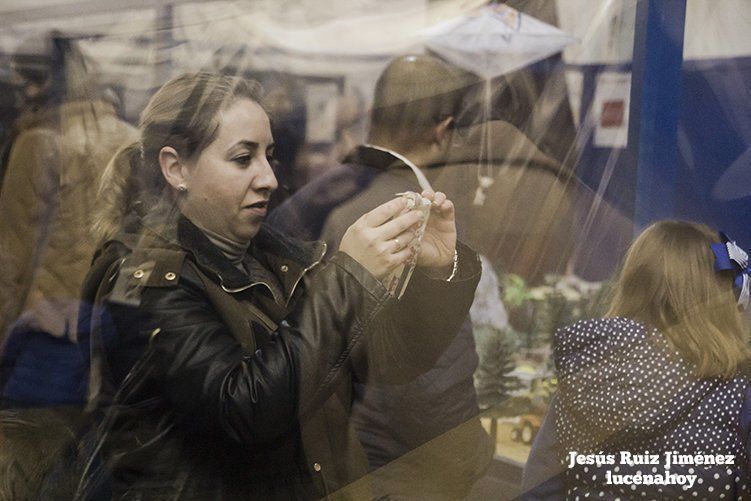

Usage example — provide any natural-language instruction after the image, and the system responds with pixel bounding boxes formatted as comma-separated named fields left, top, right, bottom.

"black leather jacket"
left=78, top=216, right=481, bottom=500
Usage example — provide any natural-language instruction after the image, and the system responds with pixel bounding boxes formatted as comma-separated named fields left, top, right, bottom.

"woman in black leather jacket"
left=76, top=72, right=480, bottom=500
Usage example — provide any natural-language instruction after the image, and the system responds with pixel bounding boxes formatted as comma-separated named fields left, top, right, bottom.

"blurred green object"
left=503, top=273, right=608, bottom=349
left=474, top=325, right=519, bottom=411
left=501, top=274, right=531, bottom=309
left=475, top=273, right=608, bottom=420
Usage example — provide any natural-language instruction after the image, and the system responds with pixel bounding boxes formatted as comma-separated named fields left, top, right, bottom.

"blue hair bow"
left=711, top=232, right=751, bottom=310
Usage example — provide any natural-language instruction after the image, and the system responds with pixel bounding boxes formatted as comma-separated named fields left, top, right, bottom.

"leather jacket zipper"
left=220, top=280, right=270, bottom=294
left=285, top=242, right=326, bottom=308
left=218, top=243, right=327, bottom=307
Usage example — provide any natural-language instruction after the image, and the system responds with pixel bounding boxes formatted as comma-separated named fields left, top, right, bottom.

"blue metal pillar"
left=628, top=0, right=687, bottom=230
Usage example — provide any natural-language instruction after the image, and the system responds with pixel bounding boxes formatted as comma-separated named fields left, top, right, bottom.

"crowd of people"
left=0, top=31, right=750, bottom=501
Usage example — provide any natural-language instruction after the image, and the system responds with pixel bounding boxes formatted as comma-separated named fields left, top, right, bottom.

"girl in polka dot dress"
left=551, top=221, right=751, bottom=500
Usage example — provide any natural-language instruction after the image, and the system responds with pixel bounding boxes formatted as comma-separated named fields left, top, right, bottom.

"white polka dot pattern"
left=554, top=317, right=750, bottom=499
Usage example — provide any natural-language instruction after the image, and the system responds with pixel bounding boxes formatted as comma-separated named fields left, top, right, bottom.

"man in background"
left=270, top=54, right=493, bottom=499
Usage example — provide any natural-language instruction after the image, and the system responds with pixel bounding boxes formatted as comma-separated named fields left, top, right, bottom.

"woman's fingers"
left=434, top=198, right=455, bottom=219
left=377, top=208, right=423, bottom=239
left=421, top=190, right=453, bottom=220
left=391, top=245, right=415, bottom=265
left=421, top=190, right=449, bottom=209
left=390, top=228, right=418, bottom=253
left=341, top=191, right=455, bottom=280
left=362, top=197, right=407, bottom=227
left=431, top=191, right=447, bottom=207
left=341, top=196, right=424, bottom=280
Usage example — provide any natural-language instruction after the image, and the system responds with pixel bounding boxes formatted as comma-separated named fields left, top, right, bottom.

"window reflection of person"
left=80, top=72, right=480, bottom=499
left=0, top=34, right=136, bottom=500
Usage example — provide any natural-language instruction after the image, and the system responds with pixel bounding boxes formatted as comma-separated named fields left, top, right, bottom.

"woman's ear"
left=433, top=116, right=455, bottom=146
left=158, top=146, right=189, bottom=192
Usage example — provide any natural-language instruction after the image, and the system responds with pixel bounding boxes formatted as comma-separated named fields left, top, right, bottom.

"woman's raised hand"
left=339, top=197, right=424, bottom=280
left=415, top=190, right=457, bottom=269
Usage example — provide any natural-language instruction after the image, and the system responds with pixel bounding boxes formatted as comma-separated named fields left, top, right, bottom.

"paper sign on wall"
left=593, top=72, right=631, bottom=148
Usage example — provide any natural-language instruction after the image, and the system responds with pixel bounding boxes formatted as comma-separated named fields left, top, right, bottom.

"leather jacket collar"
left=177, top=216, right=326, bottom=301
left=343, top=145, right=407, bottom=171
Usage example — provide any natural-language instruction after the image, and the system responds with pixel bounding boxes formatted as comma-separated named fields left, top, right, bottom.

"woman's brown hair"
left=607, top=220, right=751, bottom=378
left=93, top=72, right=264, bottom=241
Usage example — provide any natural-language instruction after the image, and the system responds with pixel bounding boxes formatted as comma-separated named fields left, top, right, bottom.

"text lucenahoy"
left=567, top=451, right=736, bottom=488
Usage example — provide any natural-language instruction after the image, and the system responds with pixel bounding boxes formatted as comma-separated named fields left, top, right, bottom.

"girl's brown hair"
left=607, top=220, right=750, bottom=378
left=93, top=72, right=264, bottom=241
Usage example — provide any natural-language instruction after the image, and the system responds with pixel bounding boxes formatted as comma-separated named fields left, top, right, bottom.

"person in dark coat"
left=523, top=220, right=751, bottom=499
left=76, top=71, right=480, bottom=500
left=0, top=34, right=137, bottom=500
left=270, top=54, right=493, bottom=499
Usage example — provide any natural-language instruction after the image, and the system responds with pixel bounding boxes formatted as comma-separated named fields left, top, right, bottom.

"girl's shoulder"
left=554, top=316, right=649, bottom=343
left=553, top=317, right=661, bottom=363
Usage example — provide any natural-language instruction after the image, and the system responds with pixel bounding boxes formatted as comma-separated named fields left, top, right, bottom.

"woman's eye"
left=232, top=155, right=251, bottom=165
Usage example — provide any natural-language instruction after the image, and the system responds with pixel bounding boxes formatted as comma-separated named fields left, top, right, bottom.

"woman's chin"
left=234, top=220, right=263, bottom=242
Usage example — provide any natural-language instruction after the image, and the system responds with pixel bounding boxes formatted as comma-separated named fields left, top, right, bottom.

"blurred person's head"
left=10, top=38, right=54, bottom=109
left=368, top=54, right=477, bottom=166
left=95, top=72, right=276, bottom=244
left=55, top=36, right=103, bottom=103
left=607, top=220, right=751, bottom=378
left=10, top=32, right=103, bottom=109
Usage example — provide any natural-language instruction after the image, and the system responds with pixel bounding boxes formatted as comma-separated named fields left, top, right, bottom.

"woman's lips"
left=243, top=201, right=268, bottom=216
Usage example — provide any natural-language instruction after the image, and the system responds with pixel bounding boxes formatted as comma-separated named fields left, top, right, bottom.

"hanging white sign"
left=592, top=71, right=631, bottom=148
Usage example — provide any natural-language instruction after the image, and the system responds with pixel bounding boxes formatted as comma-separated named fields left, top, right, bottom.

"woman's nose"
left=254, top=156, right=279, bottom=192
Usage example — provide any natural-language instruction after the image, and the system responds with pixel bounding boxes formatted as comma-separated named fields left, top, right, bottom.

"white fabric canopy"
left=425, top=4, right=575, bottom=79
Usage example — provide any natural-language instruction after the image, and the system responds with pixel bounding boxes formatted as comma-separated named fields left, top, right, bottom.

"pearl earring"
left=177, top=184, right=188, bottom=194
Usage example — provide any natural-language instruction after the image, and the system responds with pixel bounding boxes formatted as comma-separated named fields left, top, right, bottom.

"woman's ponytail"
left=92, top=142, right=143, bottom=242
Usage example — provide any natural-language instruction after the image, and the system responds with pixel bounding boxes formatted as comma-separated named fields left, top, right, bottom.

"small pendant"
left=473, top=176, right=495, bottom=206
